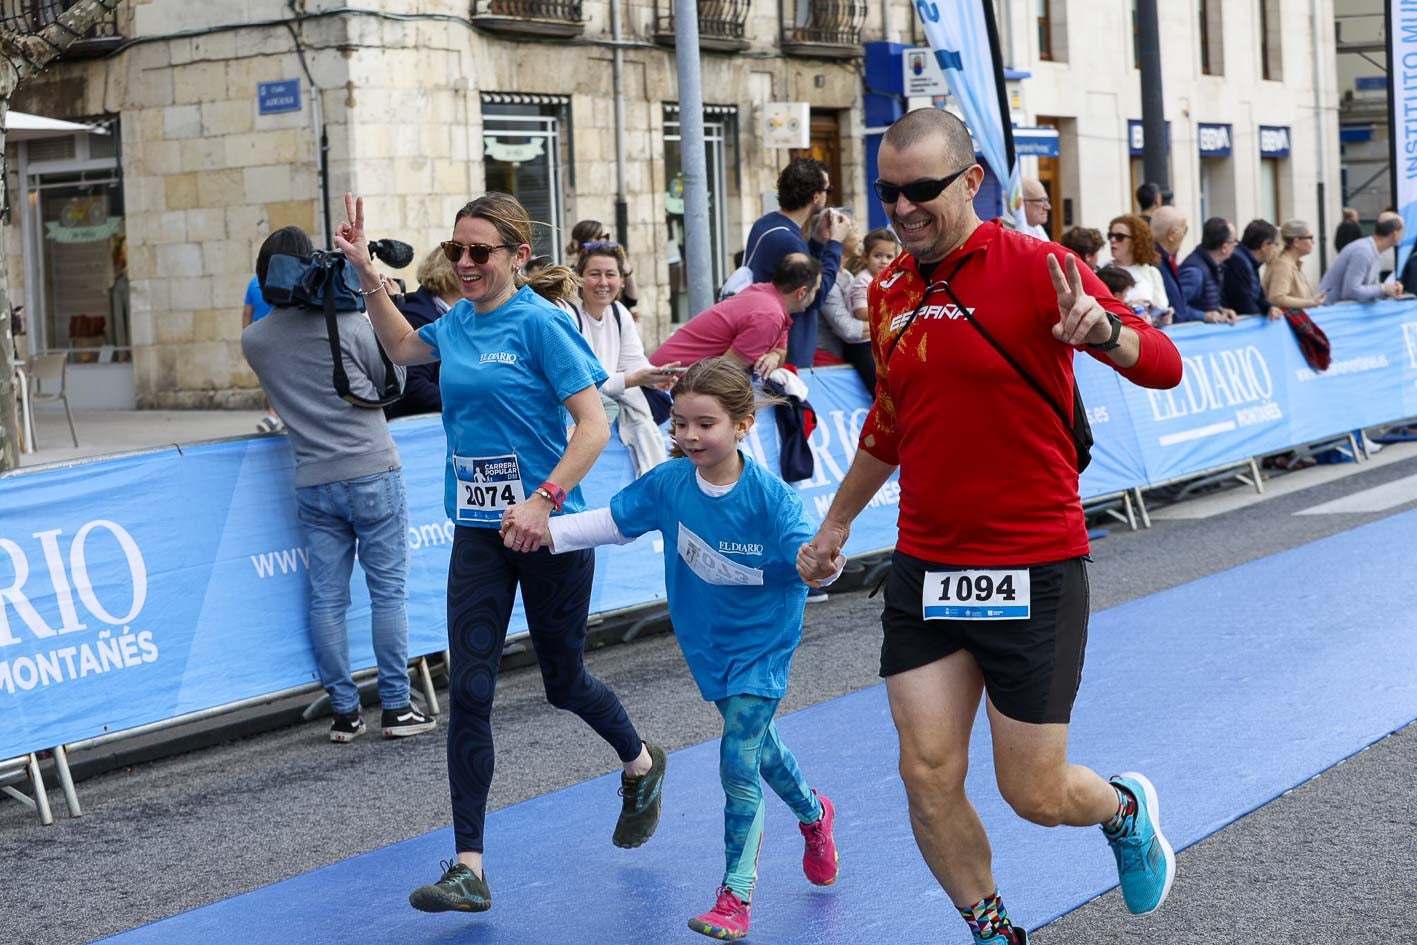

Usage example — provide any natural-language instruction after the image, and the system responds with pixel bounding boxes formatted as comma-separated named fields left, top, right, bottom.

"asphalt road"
left=5, top=445, right=1416, bottom=945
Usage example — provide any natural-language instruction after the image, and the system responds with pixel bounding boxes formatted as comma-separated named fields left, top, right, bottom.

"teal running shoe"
left=975, top=928, right=1029, bottom=945
left=1104, top=772, right=1176, bottom=915
left=408, top=860, right=491, bottom=913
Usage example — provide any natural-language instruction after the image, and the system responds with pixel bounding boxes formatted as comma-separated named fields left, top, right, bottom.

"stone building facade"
left=12, top=0, right=914, bottom=409
left=9, top=0, right=1340, bottom=411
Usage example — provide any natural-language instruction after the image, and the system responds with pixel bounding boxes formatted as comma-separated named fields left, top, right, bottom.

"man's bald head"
left=1150, top=205, right=1188, bottom=254
left=881, top=108, right=977, bottom=171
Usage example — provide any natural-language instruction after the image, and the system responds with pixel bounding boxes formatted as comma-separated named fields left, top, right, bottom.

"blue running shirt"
left=418, top=285, right=608, bottom=525
left=610, top=455, right=813, bottom=701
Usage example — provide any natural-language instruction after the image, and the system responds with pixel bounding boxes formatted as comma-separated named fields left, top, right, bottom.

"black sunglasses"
left=441, top=240, right=518, bottom=264
left=1107, top=232, right=1132, bottom=242
left=873, top=165, right=974, bottom=205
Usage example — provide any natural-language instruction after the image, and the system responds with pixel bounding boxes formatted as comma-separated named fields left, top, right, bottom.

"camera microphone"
left=368, top=238, right=415, bottom=269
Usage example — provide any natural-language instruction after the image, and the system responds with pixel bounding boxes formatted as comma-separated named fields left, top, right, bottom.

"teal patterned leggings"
left=714, top=694, right=822, bottom=900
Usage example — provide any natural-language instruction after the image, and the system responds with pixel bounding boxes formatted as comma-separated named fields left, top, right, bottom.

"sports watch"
left=1087, top=311, right=1124, bottom=352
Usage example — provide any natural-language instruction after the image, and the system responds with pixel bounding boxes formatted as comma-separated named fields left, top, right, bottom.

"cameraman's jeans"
left=295, top=469, right=410, bottom=716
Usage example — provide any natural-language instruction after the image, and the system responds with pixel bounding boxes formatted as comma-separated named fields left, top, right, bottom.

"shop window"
left=664, top=106, right=737, bottom=322
left=481, top=94, right=572, bottom=262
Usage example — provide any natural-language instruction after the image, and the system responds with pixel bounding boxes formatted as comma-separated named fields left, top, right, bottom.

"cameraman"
left=240, top=225, right=435, bottom=744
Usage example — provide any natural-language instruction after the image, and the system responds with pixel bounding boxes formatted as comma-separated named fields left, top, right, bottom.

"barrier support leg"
left=416, top=657, right=439, bottom=716
left=27, top=753, right=53, bottom=826
left=1133, top=488, right=1152, bottom=529
left=1238, top=458, right=1264, bottom=494
left=1122, top=491, right=1137, bottom=531
left=53, top=745, right=81, bottom=818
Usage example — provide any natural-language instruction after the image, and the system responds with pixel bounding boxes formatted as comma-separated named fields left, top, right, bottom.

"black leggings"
left=445, top=526, right=643, bottom=853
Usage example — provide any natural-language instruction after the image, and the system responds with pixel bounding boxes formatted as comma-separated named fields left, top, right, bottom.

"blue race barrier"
left=3, top=300, right=1415, bottom=760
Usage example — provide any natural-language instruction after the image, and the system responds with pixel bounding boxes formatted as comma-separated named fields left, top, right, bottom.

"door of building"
left=791, top=111, right=843, bottom=205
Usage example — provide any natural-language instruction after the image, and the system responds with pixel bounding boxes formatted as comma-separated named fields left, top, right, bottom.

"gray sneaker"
left=409, top=860, right=491, bottom=913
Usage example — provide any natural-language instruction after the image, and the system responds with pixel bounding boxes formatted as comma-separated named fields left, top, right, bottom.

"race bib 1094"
left=922, top=568, right=1031, bottom=620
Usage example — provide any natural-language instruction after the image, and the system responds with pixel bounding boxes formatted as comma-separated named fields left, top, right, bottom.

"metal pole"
left=1136, top=0, right=1169, bottom=191
left=611, top=0, right=629, bottom=244
left=674, top=0, right=714, bottom=314
left=1316, top=0, right=1330, bottom=270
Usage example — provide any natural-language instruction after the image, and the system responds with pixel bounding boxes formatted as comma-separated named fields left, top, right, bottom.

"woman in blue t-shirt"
left=547, top=358, right=847, bottom=942
left=336, top=192, right=667, bottom=914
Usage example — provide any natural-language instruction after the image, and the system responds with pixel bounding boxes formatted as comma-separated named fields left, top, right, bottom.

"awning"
left=7, top=111, right=108, bottom=141
left=1013, top=125, right=1059, bottom=157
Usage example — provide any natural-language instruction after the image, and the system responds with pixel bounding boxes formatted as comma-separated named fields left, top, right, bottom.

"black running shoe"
left=613, top=741, right=667, bottom=848
left=381, top=704, right=437, bottom=738
left=329, top=712, right=365, bottom=743
left=409, top=860, right=491, bottom=913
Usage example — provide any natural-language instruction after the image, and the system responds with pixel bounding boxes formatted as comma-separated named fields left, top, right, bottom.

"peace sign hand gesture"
left=1047, top=251, right=1114, bottom=347
left=333, top=192, right=374, bottom=277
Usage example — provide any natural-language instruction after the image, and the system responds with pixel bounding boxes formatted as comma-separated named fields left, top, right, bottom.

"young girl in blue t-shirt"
left=548, top=357, right=845, bottom=941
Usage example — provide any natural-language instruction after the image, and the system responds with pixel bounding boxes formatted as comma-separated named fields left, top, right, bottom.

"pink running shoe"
left=799, top=791, right=839, bottom=885
left=687, top=886, right=751, bottom=941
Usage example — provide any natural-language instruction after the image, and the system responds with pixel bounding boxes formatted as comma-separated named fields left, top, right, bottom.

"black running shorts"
left=879, top=551, right=1090, bottom=725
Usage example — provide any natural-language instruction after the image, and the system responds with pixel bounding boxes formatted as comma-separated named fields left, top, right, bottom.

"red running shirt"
left=859, top=220, right=1182, bottom=565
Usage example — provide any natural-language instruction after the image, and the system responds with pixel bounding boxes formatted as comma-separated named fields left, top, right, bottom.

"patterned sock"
left=958, top=890, right=1014, bottom=941
left=1102, top=784, right=1137, bottom=836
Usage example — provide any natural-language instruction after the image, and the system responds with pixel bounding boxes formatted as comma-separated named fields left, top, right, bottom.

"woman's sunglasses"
left=1107, top=232, right=1132, bottom=242
left=873, top=165, right=974, bottom=205
left=441, top=240, right=517, bottom=264
left=582, top=240, right=622, bottom=251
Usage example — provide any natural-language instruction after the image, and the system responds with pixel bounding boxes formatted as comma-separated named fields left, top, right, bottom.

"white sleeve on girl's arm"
left=547, top=507, right=632, bottom=553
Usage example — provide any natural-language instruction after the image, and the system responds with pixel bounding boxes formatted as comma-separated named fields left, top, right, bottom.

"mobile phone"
left=659, top=366, right=689, bottom=374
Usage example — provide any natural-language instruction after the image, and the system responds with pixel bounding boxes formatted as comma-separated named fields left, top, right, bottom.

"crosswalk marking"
left=1295, top=472, right=1417, bottom=515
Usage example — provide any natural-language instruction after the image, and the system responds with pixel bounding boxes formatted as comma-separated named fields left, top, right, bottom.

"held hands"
left=797, top=521, right=850, bottom=587
left=500, top=495, right=553, bottom=553
left=1046, top=252, right=1113, bottom=346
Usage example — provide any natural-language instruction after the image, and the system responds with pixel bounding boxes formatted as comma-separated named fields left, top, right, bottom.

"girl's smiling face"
left=671, top=391, right=752, bottom=481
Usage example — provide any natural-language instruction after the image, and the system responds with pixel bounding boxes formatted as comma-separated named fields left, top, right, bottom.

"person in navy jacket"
left=1149, top=206, right=1208, bottom=325
left=1178, top=216, right=1238, bottom=324
left=1222, top=220, right=1282, bottom=319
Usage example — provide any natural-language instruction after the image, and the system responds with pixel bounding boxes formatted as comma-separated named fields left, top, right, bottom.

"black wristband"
left=1087, top=311, right=1124, bottom=352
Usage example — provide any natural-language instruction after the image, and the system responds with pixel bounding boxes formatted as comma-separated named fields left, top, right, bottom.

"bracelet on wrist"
left=357, top=282, right=387, bottom=299
left=536, top=481, right=566, bottom=513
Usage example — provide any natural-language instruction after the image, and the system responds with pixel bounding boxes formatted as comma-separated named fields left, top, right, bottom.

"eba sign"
left=1198, top=123, right=1232, bottom=157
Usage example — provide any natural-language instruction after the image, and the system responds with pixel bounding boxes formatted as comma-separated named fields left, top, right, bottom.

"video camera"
left=259, top=238, right=416, bottom=409
left=260, top=239, right=414, bottom=313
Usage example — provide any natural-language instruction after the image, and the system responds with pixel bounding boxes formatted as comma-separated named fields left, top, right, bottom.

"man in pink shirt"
left=651, top=254, right=821, bottom=373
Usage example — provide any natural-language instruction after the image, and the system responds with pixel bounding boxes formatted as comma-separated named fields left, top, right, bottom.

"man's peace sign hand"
left=1047, top=251, right=1113, bottom=347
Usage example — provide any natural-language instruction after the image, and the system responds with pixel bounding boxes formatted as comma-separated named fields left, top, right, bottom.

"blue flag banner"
left=6, top=304, right=1417, bottom=759
left=1389, top=0, right=1417, bottom=274
left=911, top=0, right=1022, bottom=226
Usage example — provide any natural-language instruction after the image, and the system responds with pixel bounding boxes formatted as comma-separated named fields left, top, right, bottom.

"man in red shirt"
left=799, top=109, right=1183, bottom=945
left=650, top=254, right=820, bottom=374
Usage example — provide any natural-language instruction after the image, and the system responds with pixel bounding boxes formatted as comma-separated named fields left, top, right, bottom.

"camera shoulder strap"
left=323, top=259, right=403, bottom=409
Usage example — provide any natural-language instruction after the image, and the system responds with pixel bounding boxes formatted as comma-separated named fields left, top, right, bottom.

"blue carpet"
left=98, top=511, right=1417, bottom=944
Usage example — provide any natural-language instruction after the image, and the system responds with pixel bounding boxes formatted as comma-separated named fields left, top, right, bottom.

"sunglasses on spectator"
left=873, top=165, right=974, bottom=205
left=582, top=240, right=622, bottom=251
left=441, top=240, right=518, bottom=264
left=1107, top=232, right=1132, bottom=242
